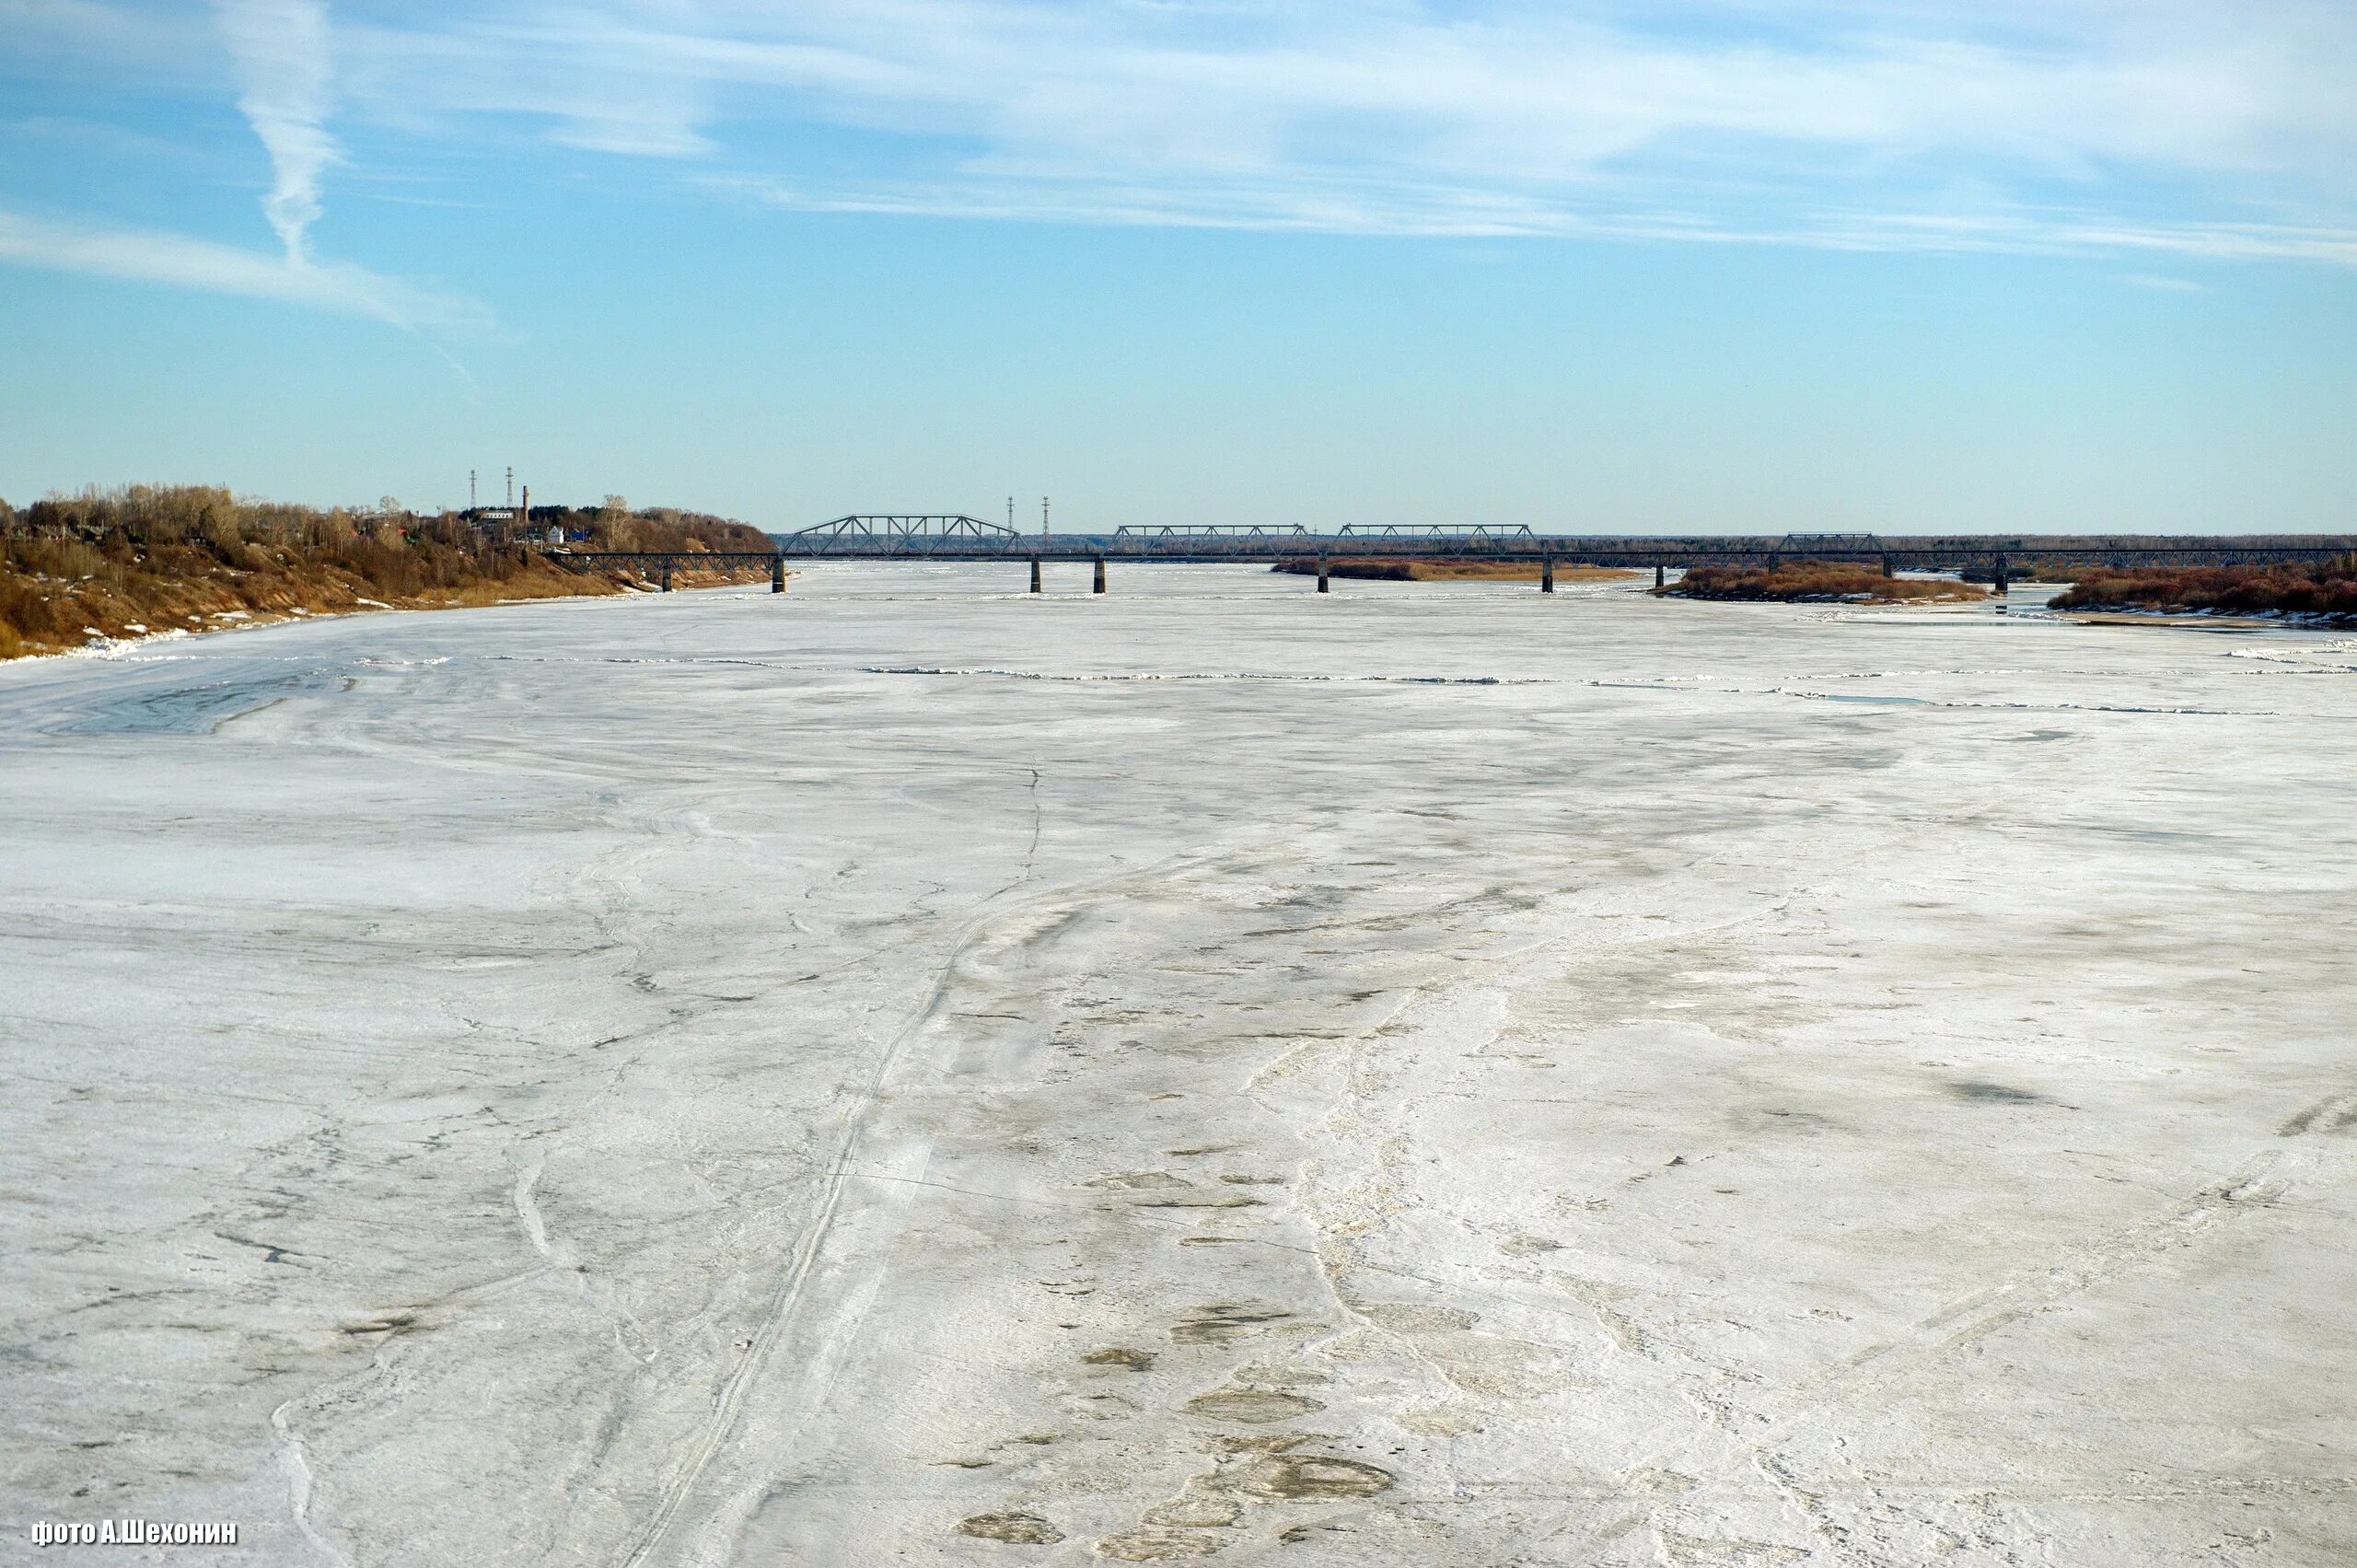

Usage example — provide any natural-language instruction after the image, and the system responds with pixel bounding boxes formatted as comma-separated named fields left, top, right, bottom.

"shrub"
left=2051, top=558, right=2357, bottom=619
left=1662, top=561, right=1986, bottom=603
left=2, top=483, right=772, bottom=657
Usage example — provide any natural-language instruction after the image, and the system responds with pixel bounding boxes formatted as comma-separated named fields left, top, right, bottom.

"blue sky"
left=3, top=0, right=2354, bottom=534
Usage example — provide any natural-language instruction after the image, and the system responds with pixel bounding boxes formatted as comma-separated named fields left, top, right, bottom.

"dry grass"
left=1273, top=558, right=1640, bottom=583
left=2051, top=558, right=2357, bottom=620
left=1660, top=561, right=1988, bottom=603
left=1, top=484, right=772, bottom=659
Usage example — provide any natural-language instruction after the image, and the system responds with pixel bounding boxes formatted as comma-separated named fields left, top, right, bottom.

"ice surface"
left=3, top=565, right=2353, bottom=1565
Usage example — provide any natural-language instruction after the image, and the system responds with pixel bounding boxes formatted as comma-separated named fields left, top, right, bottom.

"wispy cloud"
left=0, top=0, right=491, bottom=331
left=702, top=173, right=2357, bottom=266
left=210, top=0, right=335, bottom=261
left=0, top=208, right=493, bottom=329
left=8, top=1, right=2357, bottom=266
left=308, top=0, right=2357, bottom=263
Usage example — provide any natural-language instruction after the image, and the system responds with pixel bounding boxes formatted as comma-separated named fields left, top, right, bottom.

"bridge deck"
left=548, top=531, right=2357, bottom=570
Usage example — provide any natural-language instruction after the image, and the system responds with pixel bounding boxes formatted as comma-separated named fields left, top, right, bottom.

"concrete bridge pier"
left=1541, top=556, right=1555, bottom=593
left=1655, top=564, right=1666, bottom=589
left=1881, top=555, right=1896, bottom=578
left=1093, top=557, right=1107, bottom=594
left=1317, top=556, right=1329, bottom=593
left=771, top=556, right=785, bottom=593
left=1992, top=554, right=2011, bottom=594
left=1029, top=557, right=1042, bottom=594
left=660, top=561, right=673, bottom=593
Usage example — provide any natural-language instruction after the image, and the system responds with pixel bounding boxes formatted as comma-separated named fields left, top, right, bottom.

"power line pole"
left=469, top=469, right=477, bottom=509
left=505, top=467, right=515, bottom=508
left=1042, top=496, right=1050, bottom=538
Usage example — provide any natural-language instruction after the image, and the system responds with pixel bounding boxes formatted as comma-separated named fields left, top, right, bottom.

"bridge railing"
left=1336, top=523, right=1537, bottom=541
left=1110, top=525, right=1312, bottom=540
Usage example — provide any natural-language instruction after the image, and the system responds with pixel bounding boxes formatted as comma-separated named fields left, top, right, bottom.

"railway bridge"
left=545, top=517, right=2357, bottom=596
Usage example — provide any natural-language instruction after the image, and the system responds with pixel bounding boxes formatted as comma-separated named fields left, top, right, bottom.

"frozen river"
left=4, top=564, right=2354, bottom=1566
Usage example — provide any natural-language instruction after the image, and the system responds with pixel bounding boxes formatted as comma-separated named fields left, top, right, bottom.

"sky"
left=2, top=0, right=2354, bottom=536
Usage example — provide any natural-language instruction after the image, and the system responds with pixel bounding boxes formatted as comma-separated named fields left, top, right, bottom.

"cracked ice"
left=3, top=565, right=2354, bottom=1565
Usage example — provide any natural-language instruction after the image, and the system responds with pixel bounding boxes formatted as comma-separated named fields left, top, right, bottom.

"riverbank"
left=0, top=485, right=773, bottom=659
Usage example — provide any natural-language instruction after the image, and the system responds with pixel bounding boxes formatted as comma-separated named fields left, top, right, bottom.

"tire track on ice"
left=614, top=907, right=988, bottom=1567
left=617, top=842, right=1251, bottom=1567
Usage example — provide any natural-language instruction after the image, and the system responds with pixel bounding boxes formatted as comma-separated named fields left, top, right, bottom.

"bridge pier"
left=1317, top=556, right=1329, bottom=594
left=1093, top=557, right=1107, bottom=594
left=1881, top=555, right=1896, bottom=578
left=1655, top=564, right=1666, bottom=589
left=1992, top=554, right=2010, bottom=595
left=1541, top=556, right=1555, bottom=594
left=660, top=560, right=673, bottom=593
left=1029, top=556, right=1042, bottom=594
left=771, top=556, right=785, bottom=594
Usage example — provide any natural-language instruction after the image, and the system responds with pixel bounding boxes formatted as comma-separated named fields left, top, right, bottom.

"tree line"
left=0, top=484, right=776, bottom=659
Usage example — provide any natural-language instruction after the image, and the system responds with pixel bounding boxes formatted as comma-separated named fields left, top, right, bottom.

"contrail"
left=211, top=0, right=338, bottom=263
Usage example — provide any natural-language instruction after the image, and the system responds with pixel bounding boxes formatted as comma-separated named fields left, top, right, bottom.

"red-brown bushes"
left=2, top=483, right=772, bottom=657
left=1661, top=561, right=1987, bottom=603
left=2051, top=557, right=2357, bottom=619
